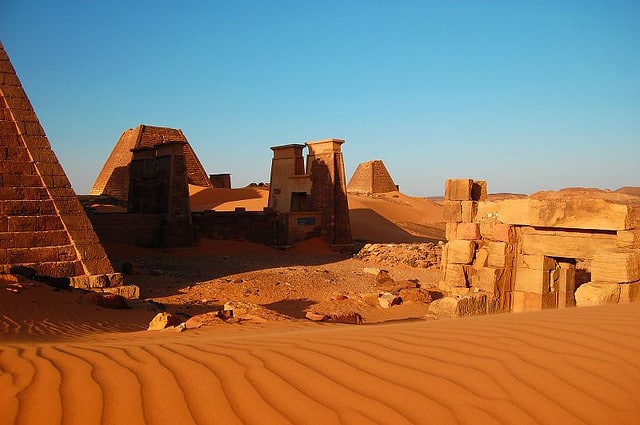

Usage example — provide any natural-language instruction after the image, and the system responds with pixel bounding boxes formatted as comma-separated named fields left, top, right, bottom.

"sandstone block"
left=511, top=291, right=525, bottom=313
left=476, top=199, right=531, bottom=225
left=486, top=241, right=514, bottom=268
left=493, top=223, right=515, bottom=243
left=516, top=254, right=557, bottom=271
left=445, top=222, right=458, bottom=241
left=102, top=285, right=139, bottom=299
left=519, top=227, right=617, bottom=259
left=471, top=180, right=487, bottom=201
left=445, top=240, right=476, bottom=264
left=461, top=201, right=477, bottom=222
left=619, top=281, right=640, bottom=303
left=473, top=247, right=489, bottom=269
left=445, top=179, right=473, bottom=201
left=443, top=201, right=462, bottom=223
left=429, top=294, right=488, bottom=318
left=529, top=199, right=635, bottom=231
left=575, top=282, right=621, bottom=307
left=470, top=267, right=510, bottom=293
left=616, top=230, right=640, bottom=249
left=456, top=222, right=480, bottom=240
left=523, top=292, right=558, bottom=311
left=514, top=267, right=549, bottom=294
left=591, top=249, right=640, bottom=283
left=557, top=291, right=575, bottom=308
left=443, top=263, right=467, bottom=287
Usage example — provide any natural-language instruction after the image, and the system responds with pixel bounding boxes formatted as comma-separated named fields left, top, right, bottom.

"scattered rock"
left=305, top=311, right=327, bottom=321
left=94, top=293, right=129, bottom=310
left=575, top=282, right=621, bottom=307
left=305, top=311, right=363, bottom=324
left=148, top=312, right=182, bottom=330
left=363, top=267, right=381, bottom=275
left=325, top=312, right=363, bottom=325
left=185, top=312, right=223, bottom=329
left=378, top=292, right=403, bottom=308
left=355, top=243, right=442, bottom=269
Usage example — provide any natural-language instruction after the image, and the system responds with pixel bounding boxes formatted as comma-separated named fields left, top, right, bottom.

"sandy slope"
left=2, top=303, right=640, bottom=425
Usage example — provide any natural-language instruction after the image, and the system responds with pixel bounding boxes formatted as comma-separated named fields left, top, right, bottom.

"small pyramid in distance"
left=347, top=159, right=398, bottom=194
left=91, top=124, right=212, bottom=200
left=0, top=41, right=116, bottom=280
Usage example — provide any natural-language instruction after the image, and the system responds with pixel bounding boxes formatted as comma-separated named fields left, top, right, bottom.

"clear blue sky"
left=1, top=0, right=638, bottom=196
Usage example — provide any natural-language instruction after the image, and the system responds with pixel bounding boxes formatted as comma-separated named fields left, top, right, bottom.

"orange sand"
left=1, top=303, right=639, bottom=424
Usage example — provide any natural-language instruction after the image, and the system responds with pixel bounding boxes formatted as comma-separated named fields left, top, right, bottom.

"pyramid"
left=347, top=160, right=398, bottom=194
left=91, top=124, right=212, bottom=199
left=0, top=41, right=119, bottom=285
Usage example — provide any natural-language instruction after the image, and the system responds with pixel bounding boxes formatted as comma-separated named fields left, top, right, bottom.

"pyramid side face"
left=90, top=127, right=139, bottom=197
left=371, top=160, right=397, bottom=193
left=91, top=126, right=211, bottom=199
left=1, top=42, right=114, bottom=277
left=347, top=161, right=374, bottom=193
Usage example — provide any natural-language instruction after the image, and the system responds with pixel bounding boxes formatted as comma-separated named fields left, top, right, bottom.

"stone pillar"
left=268, top=144, right=306, bottom=213
left=306, top=139, right=352, bottom=249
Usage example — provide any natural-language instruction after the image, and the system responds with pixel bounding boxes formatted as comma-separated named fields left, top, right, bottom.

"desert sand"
left=2, top=188, right=640, bottom=424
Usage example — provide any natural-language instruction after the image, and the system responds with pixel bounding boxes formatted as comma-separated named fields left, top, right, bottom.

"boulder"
left=148, top=312, right=182, bottom=330
left=575, top=282, right=621, bottom=307
left=185, top=312, right=224, bottom=329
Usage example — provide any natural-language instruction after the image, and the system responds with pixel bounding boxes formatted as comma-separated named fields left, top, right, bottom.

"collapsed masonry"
left=441, top=178, right=640, bottom=312
left=347, top=159, right=398, bottom=194
left=0, top=42, right=137, bottom=297
left=91, top=124, right=211, bottom=200
left=268, top=139, right=353, bottom=249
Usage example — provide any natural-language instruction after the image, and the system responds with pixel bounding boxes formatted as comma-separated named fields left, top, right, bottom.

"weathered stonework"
left=91, top=124, right=211, bottom=200
left=347, top=159, right=398, bottom=194
left=439, top=178, right=640, bottom=313
left=0, top=42, right=134, bottom=295
left=268, top=139, right=352, bottom=249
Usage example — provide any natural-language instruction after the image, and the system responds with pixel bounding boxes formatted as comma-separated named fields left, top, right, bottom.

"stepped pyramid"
left=91, top=124, right=212, bottom=200
left=0, top=42, right=121, bottom=288
left=347, top=159, right=398, bottom=194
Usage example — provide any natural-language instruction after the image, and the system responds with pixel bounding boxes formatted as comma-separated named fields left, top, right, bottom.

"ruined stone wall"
left=88, top=213, right=164, bottom=247
left=440, top=178, right=640, bottom=313
left=192, top=210, right=287, bottom=246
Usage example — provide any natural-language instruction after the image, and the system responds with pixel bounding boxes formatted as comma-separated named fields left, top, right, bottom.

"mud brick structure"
left=440, top=178, right=640, bottom=312
left=91, top=124, right=211, bottom=200
left=347, top=159, right=398, bottom=194
left=268, top=139, right=352, bottom=249
left=209, top=173, right=231, bottom=189
left=0, top=42, right=135, bottom=295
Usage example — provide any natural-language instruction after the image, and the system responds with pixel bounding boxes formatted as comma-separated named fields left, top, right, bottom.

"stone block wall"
left=440, top=178, right=640, bottom=313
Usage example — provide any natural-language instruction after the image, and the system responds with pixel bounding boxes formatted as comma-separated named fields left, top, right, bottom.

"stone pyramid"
left=0, top=41, right=120, bottom=287
left=91, top=124, right=212, bottom=199
left=347, top=159, right=398, bottom=194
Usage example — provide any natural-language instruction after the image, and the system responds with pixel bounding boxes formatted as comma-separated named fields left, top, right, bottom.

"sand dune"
left=2, top=303, right=639, bottom=425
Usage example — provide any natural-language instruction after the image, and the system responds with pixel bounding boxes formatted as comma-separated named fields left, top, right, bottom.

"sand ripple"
left=2, top=304, right=640, bottom=425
